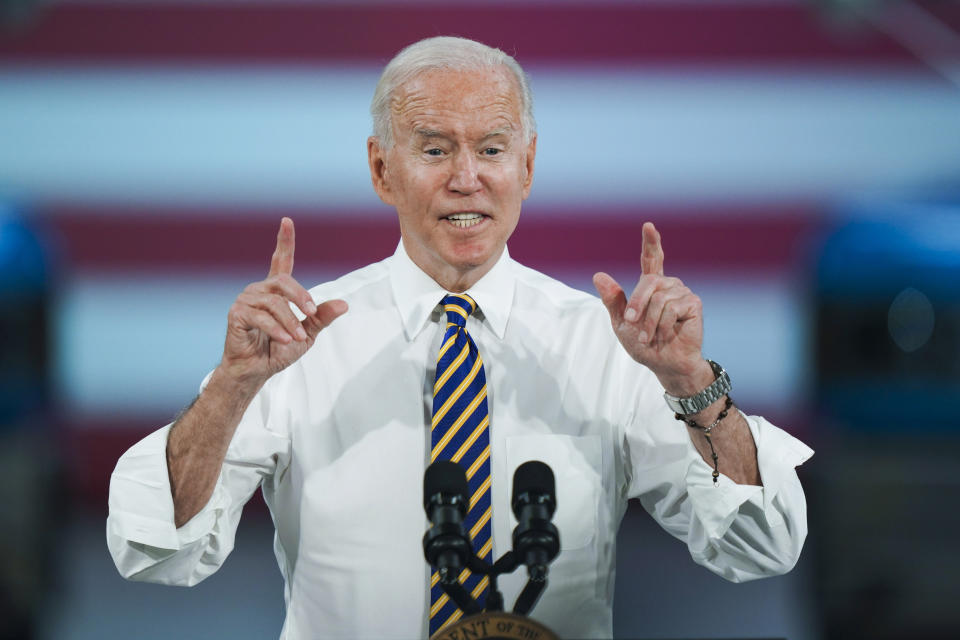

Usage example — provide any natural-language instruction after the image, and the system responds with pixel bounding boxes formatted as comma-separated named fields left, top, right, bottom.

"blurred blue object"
left=814, top=200, right=960, bottom=431
left=0, top=203, right=52, bottom=427
left=817, top=203, right=960, bottom=298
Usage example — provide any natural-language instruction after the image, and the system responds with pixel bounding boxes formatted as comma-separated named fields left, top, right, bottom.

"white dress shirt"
left=107, top=242, right=813, bottom=639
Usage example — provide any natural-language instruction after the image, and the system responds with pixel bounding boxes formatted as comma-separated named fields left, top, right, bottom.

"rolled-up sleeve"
left=106, top=383, right=289, bottom=586
left=682, top=414, right=813, bottom=582
left=624, top=368, right=813, bottom=583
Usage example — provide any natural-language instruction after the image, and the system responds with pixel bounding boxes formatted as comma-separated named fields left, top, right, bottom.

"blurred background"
left=2, top=0, right=960, bottom=638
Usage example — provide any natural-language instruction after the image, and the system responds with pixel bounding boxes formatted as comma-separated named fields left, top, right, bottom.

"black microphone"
left=511, top=461, right=560, bottom=582
left=422, top=461, right=472, bottom=585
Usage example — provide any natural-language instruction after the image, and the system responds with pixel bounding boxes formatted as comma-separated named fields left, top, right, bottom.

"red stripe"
left=60, top=417, right=155, bottom=514
left=0, top=2, right=940, bottom=65
left=49, top=210, right=403, bottom=275
left=59, top=415, right=271, bottom=514
left=45, top=205, right=822, bottom=274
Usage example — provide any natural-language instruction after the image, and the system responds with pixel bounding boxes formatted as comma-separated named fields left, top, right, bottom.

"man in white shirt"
left=107, top=36, right=812, bottom=639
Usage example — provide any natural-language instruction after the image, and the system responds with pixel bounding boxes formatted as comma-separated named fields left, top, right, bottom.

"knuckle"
left=268, top=293, right=292, bottom=310
left=254, top=293, right=275, bottom=310
left=244, top=309, right=263, bottom=328
left=272, top=274, right=303, bottom=298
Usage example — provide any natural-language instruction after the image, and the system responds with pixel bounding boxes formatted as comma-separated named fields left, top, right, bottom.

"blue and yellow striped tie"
left=429, top=293, right=492, bottom=636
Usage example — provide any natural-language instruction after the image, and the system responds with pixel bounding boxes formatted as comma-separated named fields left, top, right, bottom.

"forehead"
left=390, top=67, right=523, bottom=137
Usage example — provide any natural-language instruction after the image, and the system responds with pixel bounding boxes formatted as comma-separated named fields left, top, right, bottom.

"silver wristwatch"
left=663, top=360, right=732, bottom=415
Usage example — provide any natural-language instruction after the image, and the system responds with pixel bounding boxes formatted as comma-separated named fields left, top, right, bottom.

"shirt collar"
left=389, top=241, right=515, bottom=341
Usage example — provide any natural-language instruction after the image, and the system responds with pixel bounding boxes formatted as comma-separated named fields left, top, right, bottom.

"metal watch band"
left=663, top=360, right=732, bottom=416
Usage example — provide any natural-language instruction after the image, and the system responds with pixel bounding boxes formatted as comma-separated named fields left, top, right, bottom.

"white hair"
left=370, top=36, right=536, bottom=148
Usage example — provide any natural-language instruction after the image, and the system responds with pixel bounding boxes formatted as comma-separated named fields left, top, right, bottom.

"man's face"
left=368, top=66, right=536, bottom=291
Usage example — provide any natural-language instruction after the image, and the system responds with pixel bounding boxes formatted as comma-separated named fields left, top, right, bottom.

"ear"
left=367, top=136, right=395, bottom=206
left=521, top=134, right=537, bottom=200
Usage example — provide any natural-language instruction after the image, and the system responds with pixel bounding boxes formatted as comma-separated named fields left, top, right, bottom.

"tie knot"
left=441, top=293, right=477, bottom=328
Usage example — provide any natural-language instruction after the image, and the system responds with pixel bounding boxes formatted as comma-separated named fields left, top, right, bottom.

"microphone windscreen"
left=512, top=460, right=555, bottom=514
left=423, top=460, right=469, bottom=512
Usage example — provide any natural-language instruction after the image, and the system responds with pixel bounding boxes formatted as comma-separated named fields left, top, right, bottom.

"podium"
left=431, top=612, right=558, bottom=640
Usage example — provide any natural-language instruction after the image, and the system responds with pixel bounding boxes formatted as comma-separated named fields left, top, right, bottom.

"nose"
left=447, top=151, right=481, bottom=195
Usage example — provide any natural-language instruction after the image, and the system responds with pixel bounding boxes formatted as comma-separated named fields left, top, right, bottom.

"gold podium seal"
left=430, top=612, right=559, bottom=640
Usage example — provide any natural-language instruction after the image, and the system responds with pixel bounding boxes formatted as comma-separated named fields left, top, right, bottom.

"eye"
left=425, top=148, right=444, bottom=156
left=482, top=148, right=502, bottom=156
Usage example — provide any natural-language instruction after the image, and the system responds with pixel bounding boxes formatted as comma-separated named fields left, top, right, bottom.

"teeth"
left=446, top=213, right=484, bottom=228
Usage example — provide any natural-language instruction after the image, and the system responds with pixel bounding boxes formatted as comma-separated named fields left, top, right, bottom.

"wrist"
left=208, top=363, right=265, bottom=406
left=681, top=394, right=734, bottom=427
left=658, top=358, right=714, bottom=397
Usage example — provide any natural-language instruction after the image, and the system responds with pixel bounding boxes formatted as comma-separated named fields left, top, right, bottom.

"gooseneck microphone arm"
left=483, top=551, right=520, bottom=612
left=440, top=580, right=483, bottom=616
left=513, top=579, right=547, bottom=616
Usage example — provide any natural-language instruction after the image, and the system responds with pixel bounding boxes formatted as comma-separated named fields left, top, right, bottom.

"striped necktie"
left=429, top=293, right=492, bottom=636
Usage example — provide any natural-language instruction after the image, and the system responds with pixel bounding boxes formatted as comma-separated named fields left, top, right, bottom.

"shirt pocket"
left=505, top=434, right=602, bottom=551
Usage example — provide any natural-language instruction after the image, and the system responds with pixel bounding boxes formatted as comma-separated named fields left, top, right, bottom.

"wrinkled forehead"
left=389, top=66, right=524, bottom=137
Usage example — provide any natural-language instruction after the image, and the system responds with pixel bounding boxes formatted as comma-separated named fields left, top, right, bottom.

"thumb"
left=593, top=272, right=627, bottom=326
left=303, top=299, right=349, bottom=341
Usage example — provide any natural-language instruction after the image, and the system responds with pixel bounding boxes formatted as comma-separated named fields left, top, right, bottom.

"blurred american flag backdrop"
left=2, top=1, right=960, bottom=639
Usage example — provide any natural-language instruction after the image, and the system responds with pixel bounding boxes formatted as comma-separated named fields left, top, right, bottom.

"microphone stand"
left=438, top=578, right=483, bottom=616
left=436, top=549, right=549, bottom=617
left=512, top=579, right=546, bottom=616
left=423, top=460, right=559, bottom=625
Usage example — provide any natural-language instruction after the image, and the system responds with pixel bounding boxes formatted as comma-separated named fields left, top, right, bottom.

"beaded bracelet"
left=674, top=395, right=734, bottom=486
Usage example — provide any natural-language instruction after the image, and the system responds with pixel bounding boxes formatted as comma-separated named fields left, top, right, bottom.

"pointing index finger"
left=269, top=217, right=295, bottom=277
left=640, top=222, right=664, bottom=276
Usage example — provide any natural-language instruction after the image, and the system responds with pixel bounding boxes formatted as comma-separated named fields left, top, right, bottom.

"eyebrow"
left=482, top=127, right=512, bottom=138
left=414, top=128, right=448, bottom=139
left=412, top=127, right=514, bottom=141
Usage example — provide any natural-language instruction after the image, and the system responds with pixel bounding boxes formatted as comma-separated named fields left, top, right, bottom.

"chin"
left=444, top=246, right=496, bottom=271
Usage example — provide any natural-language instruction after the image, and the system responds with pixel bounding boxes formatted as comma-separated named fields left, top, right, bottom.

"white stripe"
left=2, top=66, right=959, bottom=208
left=56, top=271, right=803, bottom=420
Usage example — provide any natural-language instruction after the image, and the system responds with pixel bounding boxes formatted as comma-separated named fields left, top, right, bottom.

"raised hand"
left=220, top=217, right=348, bottom=390
left=593, top=222, right=712, bottom=395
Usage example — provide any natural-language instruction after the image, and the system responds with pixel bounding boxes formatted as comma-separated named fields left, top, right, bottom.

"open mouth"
left=444, top=212, right=486, bottom=229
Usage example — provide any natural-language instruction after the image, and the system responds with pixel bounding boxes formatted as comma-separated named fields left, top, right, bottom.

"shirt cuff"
left=685, top=413, right=813, bottom=539
left=107, top=425, right=228, bottom=550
